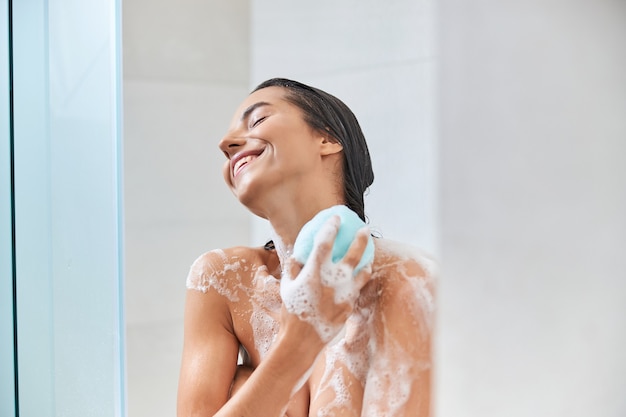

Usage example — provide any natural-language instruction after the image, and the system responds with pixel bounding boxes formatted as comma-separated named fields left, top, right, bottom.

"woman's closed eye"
left=250, top=115, right=267, bottom=129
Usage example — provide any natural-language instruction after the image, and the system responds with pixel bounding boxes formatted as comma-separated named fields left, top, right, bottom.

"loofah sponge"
left=293, top=205, right=375, bottom=274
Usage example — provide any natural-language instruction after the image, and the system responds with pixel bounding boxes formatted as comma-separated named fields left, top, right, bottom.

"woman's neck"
left=266, top=196, right=343, bottom=267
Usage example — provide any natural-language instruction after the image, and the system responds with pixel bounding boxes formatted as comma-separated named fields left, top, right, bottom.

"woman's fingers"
left=309, top=215, right=340, bottom=265
left=284, top=256, right=303, bottom=280
left=280, top=217, right=374, bottom=348
left=353, top=264, right=372, bottom=291
left=341, top=227, right=371, bottom=270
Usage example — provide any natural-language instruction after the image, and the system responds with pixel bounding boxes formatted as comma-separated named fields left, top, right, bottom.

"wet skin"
left=178, top=86, right=434, bottom=416
left=185, top=239, right=435, bottom=416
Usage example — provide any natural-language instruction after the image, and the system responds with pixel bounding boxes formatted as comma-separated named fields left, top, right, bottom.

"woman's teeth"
left=234, top=155, right=257, bottom=175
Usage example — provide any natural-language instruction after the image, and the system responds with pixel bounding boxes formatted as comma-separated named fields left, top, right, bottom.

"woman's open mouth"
left=232, top=149, right=265, bottom=178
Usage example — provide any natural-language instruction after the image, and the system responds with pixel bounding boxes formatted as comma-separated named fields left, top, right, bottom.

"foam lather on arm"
left=293, top=205, right=375, bottom=274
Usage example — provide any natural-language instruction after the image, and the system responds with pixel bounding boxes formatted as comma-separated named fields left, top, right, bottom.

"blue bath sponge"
left=293, top=205, right=375, bottom=274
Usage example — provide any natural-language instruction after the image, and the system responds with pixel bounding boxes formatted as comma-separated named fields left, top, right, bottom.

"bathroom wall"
left=123, top=1, right=250, bottom=415
left=249, top=0, right=439, bottom=255
left=124, top=1, right=436, bottom=415
left=124, top=0, right=626, bottom=416
left=437, top=0, right=626, bottom=416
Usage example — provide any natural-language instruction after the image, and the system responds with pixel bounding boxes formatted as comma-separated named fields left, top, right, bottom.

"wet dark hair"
left=252, top=78, right=374, bottom=222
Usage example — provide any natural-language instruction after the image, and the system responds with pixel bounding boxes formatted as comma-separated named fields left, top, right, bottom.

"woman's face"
left=219, top=87, right=327, bottom=211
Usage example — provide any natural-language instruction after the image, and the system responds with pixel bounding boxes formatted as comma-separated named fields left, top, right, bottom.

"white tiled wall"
left=123, top=1, right=250, bottom=415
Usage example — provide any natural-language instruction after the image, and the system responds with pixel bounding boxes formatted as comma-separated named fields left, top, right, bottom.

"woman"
left=177, top=78, right=436, bottom=416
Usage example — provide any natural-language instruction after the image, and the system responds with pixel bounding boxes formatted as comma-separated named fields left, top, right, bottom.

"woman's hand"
left=204, top=217, right=373, bottom=417
left=279, top=215, right=373, bottom=351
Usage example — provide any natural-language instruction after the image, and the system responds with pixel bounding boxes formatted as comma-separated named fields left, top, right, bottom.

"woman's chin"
left=234, top=184, right=264, bottom=216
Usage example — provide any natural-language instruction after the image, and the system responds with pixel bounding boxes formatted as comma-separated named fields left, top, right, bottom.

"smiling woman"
left=123, top=2, right=439, bottom=416
left=177, top=79, right=437, bottom=417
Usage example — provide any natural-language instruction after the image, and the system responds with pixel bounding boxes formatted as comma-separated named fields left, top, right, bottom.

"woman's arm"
left=177, top=275, right=320, bottom=417
left=177, top=285, right=240, bottom=416
left=361, top=256, right=436, bottom=417
left=179, top=217, right=372, bottom=417
left=213, top=317, right=324, bottom=417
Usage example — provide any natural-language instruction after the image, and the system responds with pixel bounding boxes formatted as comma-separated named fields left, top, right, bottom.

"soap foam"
left=313, top=347, right=361, bottom=416
left=310, top=286, right=376, bottom=416
left=186, top=249, right=247, bottom=302
left=375, top=239, right=439, bottom=279
left=317, top=368, right=354, bottom=417
left=280, top=262, right=351, bottom=344
left=249, top=308, right=278, bottom=359
left=312, top=239, right=436, bottom=415
left=362, top=322, right=432, bottom=417
left=186, top=237, right=436, bottom=414
left=280, top=219, right=364, bottom=344
left=250, top=266, right=281, bottom=359
left=363, top=358, right=412, bottom=416
left=320, top=262, right=363, bottom=305
left=269, top=227, right=292, bottom=267
left=186, top=250, right=283, bottom=360
left=361, top=240, right=435, bottom=415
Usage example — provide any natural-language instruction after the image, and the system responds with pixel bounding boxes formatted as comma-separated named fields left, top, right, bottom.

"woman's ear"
left=319, top=136, right=343, bottom=156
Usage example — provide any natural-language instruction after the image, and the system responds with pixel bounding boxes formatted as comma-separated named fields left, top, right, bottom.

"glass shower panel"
left=1, top=0, right=16, bottom=415
left=11, top=0, right=125, bottom=415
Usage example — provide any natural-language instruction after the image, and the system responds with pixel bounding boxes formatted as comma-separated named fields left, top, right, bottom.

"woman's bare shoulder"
left=370, top=239, right=437, bottom=347
left=372, top=238, right=439, bottom=281
left=185, top=245, right=270, bottom=294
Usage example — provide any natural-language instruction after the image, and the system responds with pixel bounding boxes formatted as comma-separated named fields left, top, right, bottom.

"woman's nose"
left=218, top=134, right=246, bottom=159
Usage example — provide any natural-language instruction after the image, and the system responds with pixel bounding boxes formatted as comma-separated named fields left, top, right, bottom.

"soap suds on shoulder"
left=374, top=239, right=439, bottom=280
left=185, top=248, right=249, bottom=301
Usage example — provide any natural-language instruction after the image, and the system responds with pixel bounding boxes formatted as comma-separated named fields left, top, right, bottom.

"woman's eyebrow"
left=241, top=101, right=271, bottom=123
